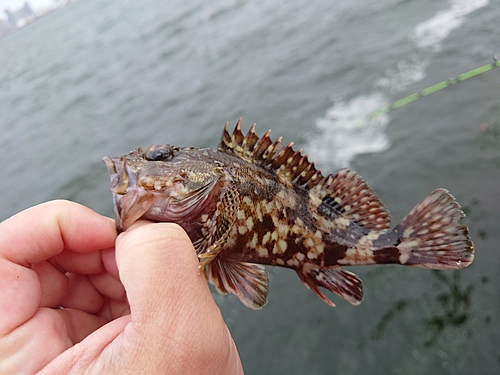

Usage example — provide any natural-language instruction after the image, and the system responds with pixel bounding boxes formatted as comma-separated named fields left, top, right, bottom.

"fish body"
left=103, top=120, right=474, bottom=309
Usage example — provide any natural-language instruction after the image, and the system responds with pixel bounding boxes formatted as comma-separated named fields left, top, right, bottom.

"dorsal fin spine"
left=271, top=142, right=295, bottom=169
left=219, top=122, right=232, bottom=151
left=242, top=123, right=259, bottom=154
left=290, top=150, right=303, bottom=170
left=306, top=170, right=323, bottom=189
left=296, top=161, right=317, bottom=186
left=231, top=119, right=244, bottom=147
left=220, top=121, right=325, bottom=191
left=251, top=129, right=272, bottom=160
left=291, top=155, right=311, bottom=182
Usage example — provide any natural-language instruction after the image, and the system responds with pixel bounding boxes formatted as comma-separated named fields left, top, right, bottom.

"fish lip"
left=103, top=156, right=129, bottom=233
left=103, top=156, right=130, bottom=195
left=103, top=155, right=157, bottom=233
left=102, top=156, right=116, bottom=174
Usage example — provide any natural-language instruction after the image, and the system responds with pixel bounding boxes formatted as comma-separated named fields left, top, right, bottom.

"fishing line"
left=363, top=54, right=500, bottom=124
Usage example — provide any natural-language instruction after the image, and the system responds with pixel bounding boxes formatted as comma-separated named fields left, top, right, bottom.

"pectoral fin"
left=195, top=187, right=240, bottom=267
left=207, top=257, right=269, bottom=310
left=297, top=266, right=363, bottom=306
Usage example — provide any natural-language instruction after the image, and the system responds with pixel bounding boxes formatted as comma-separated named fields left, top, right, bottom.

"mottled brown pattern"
left=103, top=120, right=474, bottom=309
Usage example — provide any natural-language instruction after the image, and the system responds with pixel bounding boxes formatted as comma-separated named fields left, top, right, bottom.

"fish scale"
left=103, top=120, right=474, bottom=310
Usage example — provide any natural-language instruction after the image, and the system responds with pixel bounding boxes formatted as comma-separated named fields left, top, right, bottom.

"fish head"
left=103, top=144, right=223, bottom=233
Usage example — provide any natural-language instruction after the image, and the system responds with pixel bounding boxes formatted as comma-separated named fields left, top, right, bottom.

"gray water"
left=1, top=0, right=499, bottom=373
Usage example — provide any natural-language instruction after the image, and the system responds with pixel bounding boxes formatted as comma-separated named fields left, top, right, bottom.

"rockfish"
left=103, top=120, right=474, bottom=309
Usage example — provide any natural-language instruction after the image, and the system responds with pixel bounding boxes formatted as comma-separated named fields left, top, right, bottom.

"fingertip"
left=115, top=222, right=196, bottom=271
left=0, top=200, right=117, bottom=266
left=119, top=221, right=189, bottom=240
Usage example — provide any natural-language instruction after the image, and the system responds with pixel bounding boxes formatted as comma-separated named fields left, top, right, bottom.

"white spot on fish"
left=255, top=203, right=263, bottom=221
left=307, top=251, right=318, bottom=259
left=262, top=232, right=271, bottom=245
left=237, top=210, right=246, bottom=220
left=272, top=243, right=278, bottom=254
left=256, top=246, right=268, bottom=257
left=243, top=196, right=253, bottom=206
left=250, top=232, right=258, bottom=249
left=338, top=247, right=375, bottom=265
left=316, top=244, right=324, bottom=254
left=334, top=217, right=350, bottom=229
left=278, top=239, right=287, bottom=253
left=277, top=223, right=289, bottom=236
left=246, top=216, right=254, bottom=231
left=287, top=258, right=299, bottom=267
left=366, top=231, right=380, bottom=240
left=305, top=237, right=315, bottom=248
left=308, top=192, right=322, bottom=206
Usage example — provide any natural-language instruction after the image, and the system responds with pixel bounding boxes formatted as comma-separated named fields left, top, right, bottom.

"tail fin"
left=394, top=189, right=474, bottom=270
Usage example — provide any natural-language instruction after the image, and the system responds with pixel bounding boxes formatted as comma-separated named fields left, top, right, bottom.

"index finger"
left=0, top=200, right=117, bottom=336
left=0, top=200, right=117, bottom=266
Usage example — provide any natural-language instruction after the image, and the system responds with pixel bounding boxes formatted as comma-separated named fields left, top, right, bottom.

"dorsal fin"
left=218, top=120, right=323, bottom=188
left=318, top=169, right=392, bottom=231
left=219, top=121, right=391, bottom=231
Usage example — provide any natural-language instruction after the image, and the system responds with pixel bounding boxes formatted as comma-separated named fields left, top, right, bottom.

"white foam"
left=375, top=53, right=430, bottom=93
left=412, top=0, right=489, bottom=51
left=307, top=0, right=489, bottom=168
left=377, top=0, right=489, bottom=93
left=307, top=93, right=390, bottom=169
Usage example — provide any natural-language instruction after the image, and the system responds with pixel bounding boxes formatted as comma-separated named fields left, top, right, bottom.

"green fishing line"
left=362, top=55, right=500, bottom=125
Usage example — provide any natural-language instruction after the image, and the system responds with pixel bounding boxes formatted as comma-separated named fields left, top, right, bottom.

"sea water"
left=1, top=0, right=499, bottom=373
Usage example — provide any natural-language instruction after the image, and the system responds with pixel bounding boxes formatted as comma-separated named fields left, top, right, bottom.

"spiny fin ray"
left=319, top=169, right=392, bottom=231
left=297, top=266, right=363, bottom=306
left=218, top=120, right=322, bottom=189
left=193, top=185, right=239, bottom=266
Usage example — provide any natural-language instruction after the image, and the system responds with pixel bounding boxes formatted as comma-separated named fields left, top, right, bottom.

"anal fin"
left=207, top=257, right=269, bottom=310
left=297, top=266, right=363, bottom=306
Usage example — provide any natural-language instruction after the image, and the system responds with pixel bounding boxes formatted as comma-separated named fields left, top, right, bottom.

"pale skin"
left=0, top=200, right=243, bottom=375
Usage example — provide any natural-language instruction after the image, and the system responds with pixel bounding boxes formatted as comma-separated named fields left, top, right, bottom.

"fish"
left=103, top=120, right=474, bottom=309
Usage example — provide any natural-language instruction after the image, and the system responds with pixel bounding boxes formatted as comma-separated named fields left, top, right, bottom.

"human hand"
left=0, top=200, right=243, bottom=374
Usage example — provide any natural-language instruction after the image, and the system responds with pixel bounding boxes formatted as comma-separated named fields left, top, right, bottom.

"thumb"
left=115, top=222, right=243, bottom=375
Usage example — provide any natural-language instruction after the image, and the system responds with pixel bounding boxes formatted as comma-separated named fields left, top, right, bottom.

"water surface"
left=1, top=0, right=499, bottom=373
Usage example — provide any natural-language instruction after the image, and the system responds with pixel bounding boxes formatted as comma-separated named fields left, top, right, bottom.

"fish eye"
left=144, top=144, right=175, bottom=161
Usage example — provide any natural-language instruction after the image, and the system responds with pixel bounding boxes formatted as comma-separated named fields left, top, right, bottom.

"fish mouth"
left=103, top=156, right=129, bottom=195
left=103, top=156, right=155, bottom=233
left=103, top=154, right=220, bottom=234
